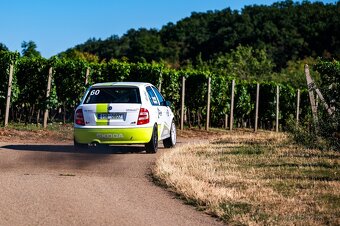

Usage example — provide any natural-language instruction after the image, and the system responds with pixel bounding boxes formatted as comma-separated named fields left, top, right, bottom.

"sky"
left=0, top=0, right=337, bottom=58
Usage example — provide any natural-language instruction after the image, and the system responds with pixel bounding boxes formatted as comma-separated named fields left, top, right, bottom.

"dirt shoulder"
left=0, top=125, right=73, bottom=143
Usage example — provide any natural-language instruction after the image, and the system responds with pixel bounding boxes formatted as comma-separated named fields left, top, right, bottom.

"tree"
left=0, top=43, right=9, bottom=52
left=21, top=41, right=41, bottom=57
left=212, top=45, right=274, bottom=81
left=124, top=28, right=165, bottom=62
left=60, top=49, right=99, bottom=63
left=60, top=1, right=339, bottom=71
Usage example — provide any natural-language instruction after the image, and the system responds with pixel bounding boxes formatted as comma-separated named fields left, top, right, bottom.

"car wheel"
left=163, top=121, right=176, bottom=148
left=145, top=124, right=158, bottom=153
left=74, top=138, right=88, bottom=152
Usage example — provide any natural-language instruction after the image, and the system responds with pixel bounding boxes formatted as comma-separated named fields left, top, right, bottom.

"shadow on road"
left=0, top=144, right=148, bottom=154
left=0, top=144, right=158, bottom=174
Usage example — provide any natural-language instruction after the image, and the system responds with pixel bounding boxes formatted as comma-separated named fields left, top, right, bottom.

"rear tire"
left=145, top=124, right=158, bottom=153
left=163, top=121, right=176, bottom=148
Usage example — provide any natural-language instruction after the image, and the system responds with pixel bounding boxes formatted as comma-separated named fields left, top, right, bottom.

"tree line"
left=61, top=0, right=339, bottom=72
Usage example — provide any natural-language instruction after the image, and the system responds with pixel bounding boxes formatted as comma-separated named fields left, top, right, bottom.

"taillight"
left=75, top=109, right=85, bottom=126
left=137, top=108, right=149, bottom=125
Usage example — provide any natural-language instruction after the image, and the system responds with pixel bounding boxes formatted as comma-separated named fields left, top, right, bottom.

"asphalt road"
left=0, top=140, right=223, bottom=226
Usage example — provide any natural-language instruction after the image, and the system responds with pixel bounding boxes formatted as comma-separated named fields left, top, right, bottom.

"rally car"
left=74, top=82, right=176, bottom=153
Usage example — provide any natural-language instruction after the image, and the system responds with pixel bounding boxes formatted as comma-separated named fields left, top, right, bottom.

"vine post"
left=43, top=67, right=53, bottom=128
left=4, top=65, right=14, bottom=127
left=158, top=71, right=162, bottom=92
left=254, top=83, right=260, bottom=132
left=180, top=76, right=185, bottom=130
left=296, top=89, right=300, bottom=124
left=206, top=77, right=211, bottom=131
left=85, top=67, right=90, bottom=85
left=276, top=85, right=279, bottom=132
left=230, top=80, right=235, bottom=131
left=305, top=64, right=318, bottom=126
left=225, top=114, right=228, bottom=129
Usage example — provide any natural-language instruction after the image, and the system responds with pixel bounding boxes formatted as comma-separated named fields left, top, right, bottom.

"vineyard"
left=1, top=50, right=314, bottom=131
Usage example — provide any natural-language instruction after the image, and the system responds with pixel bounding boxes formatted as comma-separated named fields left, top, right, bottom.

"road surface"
left=0, top=139, right=223, bottom=225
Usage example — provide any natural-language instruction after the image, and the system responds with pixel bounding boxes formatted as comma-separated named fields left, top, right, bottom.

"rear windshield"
left=84, top=87, right=141, bottom=104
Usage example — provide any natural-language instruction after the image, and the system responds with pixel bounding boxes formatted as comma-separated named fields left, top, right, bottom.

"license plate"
left=97, top=113, right=124, bottom=120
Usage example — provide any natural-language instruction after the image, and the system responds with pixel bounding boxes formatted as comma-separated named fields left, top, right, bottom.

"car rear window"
left=84, top=87, right=141, bottom=104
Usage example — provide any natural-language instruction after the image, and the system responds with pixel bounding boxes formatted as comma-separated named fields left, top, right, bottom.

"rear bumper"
left=74, top=127, right=153, bottom=144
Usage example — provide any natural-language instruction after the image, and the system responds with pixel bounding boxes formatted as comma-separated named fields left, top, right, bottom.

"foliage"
left=277, top=57, right=319, bottom=88
left=234, top=82, right=254, bottom=127
left=21, top=41, right=41, bottom=57
left=183, top=69, right=209, bottom=126
left=125, top=28, right=165, bottom=62
left=0, top=43, right=9, bottom=52
left=0, top=49, right=319, bottom=132
left=92, top=60, right=131, bottom=83
left=211, top=45, right=275, bottom=81
left=210, top=74, right=230, bottom=127
left=64, top=1, right=339, bottom=71
left=0, top=51, right=20, bottom=120
left=286, top=116, right=318, bottom=148
left=15, top=56, right=51, bottom=122
left=314, top=59, right=340, bottom=149
left=53, top=58, right=89, bottom=112
left=314, top=59, right=340, bottom=113
left=287, top=59, right=340, bottom=150
left=60, top=49, right=100, bottom=63
left=160, top=68, right=180, bottom=110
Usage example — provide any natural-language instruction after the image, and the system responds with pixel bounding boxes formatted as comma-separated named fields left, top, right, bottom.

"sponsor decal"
left=126, top=108, right=139, bottom=112
left=96, top=133, right=124, bottom=139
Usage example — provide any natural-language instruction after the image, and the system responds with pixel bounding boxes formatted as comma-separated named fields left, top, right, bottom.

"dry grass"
left=153, top=130, right=340, bottom=225
left=0, top=123, right=73, bottom=143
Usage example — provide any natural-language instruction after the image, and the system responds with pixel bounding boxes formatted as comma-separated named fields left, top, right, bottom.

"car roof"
left=91, top=82, right=153, bottom=88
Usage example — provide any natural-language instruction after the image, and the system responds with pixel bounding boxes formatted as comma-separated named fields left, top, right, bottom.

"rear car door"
left=147, top=86, right=171, bottom=140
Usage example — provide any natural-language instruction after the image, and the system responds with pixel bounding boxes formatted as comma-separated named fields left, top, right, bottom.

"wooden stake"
left=4, top=65, right=14, bottom=127
left=158, top=71, right=162, bottom=92
left=305, top=64, right=318, bottom=125
left=85, top=67, right=90, bottom=85
left=206, top=77, right=211, bottom=131
left=305, top=64, right=334, bottom=117
left=276, top=85, right=279, bottom=132
left=254, top=83, right=260, bottom=132
left=43, top=67, right=53, bottom=128
left=296, top=89, right=300, bottom=124
left=180, top=76, right=185, bottom=130
left=230, top=80, right=235, bottom=131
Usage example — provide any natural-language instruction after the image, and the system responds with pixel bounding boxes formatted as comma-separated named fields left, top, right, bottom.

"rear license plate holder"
left=97, top=113, right=124, bottom=120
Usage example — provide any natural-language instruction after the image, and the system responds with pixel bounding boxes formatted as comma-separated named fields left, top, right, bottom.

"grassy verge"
left=0, top=123, right=73, bottom=142
left=153, top=130, right=340, bottom=225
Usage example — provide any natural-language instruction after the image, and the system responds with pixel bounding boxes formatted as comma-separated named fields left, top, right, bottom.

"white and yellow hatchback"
left=74, top=82, right=176, bottom=153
